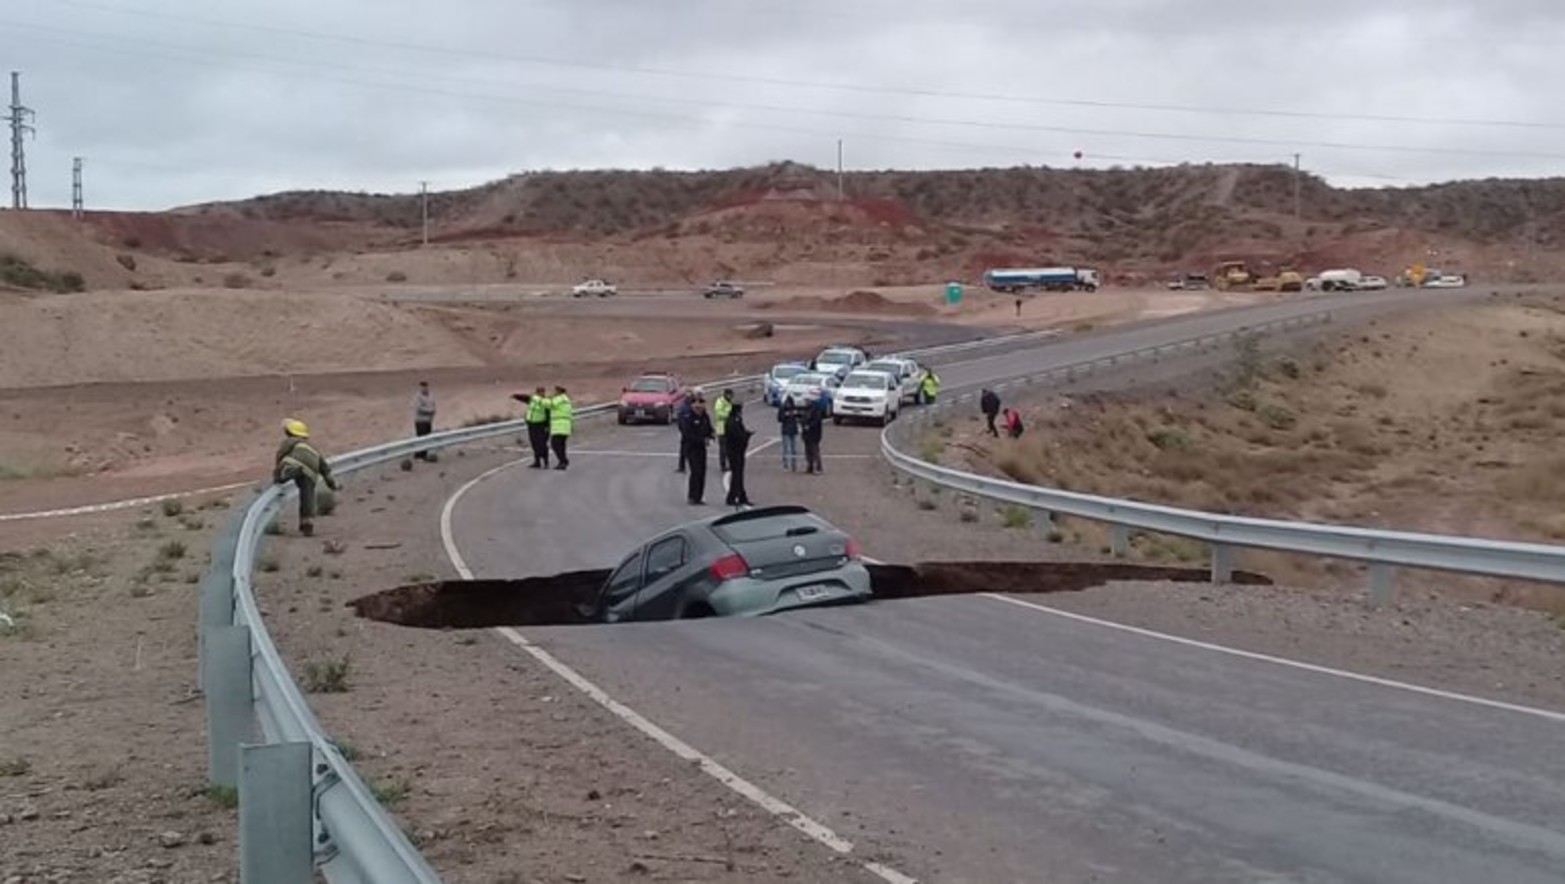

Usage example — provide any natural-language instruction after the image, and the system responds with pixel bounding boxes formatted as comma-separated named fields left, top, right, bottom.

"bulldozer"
left=1262, top=269, right=1304, bottom=292
left=1211, top=260, right=1255, bottom=291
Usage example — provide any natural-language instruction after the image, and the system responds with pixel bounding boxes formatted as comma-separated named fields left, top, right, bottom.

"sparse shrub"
left=1226, top=390, right=1258, bottom=411
left=916, top=497, right=937, bottom=511
left=1145, top=427, right=1193, bottom=451
left=1229, top=334, right=1263, bottom=388
left=206, top=784, right=239, bottom=809
left=222, top=272, right=252, bottom=289
left=1274, top=357, right=1301, bottom=380
left=302, top=656, right=351, bottom=693
left=370, top=777, right=411, bottom=806
left=1356, top=382, right=1389, bottom=399
left=386, top=271, right=408, bottom=283
left=180, top=516, right=204, bottom=531
left=1001, top=505, right=1032, bottom=529
left=919, top=436, right=944, bottom=463
left=0, top=254, right=86, bottom=292
left=161, top=498, right=184, bottom=518
left=115, top=253, right=137, bottom=272
left=1046, top=529, right=1065, bottom=543
left=122, top=236, right=143, bottom=249
left=958, top=508, right=979, bottom=523
left=259, top=265, right=277, bottom=278
left=263, top=519, right=283, bottom=536
left=306, top=565, right=324, bottom=578
left=258, top=556, right=280, bottom=573
left=1256, top=404, right=1297, bottom=430
left=331, top=739, right=361, bottom=762
left=0, top=757, right=31, bottom=777
left=157, top=540, right=187, bottom=560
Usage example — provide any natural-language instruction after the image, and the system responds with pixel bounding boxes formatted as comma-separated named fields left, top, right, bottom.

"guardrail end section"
left=204, top=625, right=254, bottom=788
left=239, top=741, right=315, bottom=884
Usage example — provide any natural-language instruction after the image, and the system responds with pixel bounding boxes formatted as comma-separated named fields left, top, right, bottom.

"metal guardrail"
left=195, top=326, right=1065, bottom=882
left=882, top=312, right=1565, bottom=603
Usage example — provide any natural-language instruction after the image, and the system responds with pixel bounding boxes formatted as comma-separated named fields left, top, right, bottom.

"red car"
left=618, top=372, right=685, bottom=425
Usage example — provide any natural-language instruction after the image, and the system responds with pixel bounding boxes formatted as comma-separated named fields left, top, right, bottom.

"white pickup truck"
left=571, top=279, right=618, bottom=298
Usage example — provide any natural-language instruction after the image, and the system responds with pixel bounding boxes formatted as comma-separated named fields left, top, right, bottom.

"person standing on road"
left=723, top=401, right=754, bottom=508
left=681, top=394, right=715, bottom=504
left=777, top=396, right=801, bottom=471
left=273, top=418, right=340, bottom=537
left=802, top=397, right=825, bottom=475
left=980, top=388, right=1001, bottom=437
left=919, top=367, right=942, bottom=405
left=548, top=385, right=573, bottom=470
left=412, top=381, right=437, bottom=460
left=713, top=388, right=735, bottom=473
left=511, top=385, right=552, bottom=469
left=674, top=390, right=695, bottom=474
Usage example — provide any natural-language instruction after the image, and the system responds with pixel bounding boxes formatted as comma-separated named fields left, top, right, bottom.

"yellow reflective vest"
left=713, top=396, right=733, bottom=434
left=525, top=395, right=549, bottom=424
left=921, top=369, right=941, bottom=396
left=549, top=394, right=573, bottom=436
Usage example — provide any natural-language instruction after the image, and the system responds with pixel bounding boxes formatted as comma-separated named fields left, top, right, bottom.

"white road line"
left=440, top=453, right=917, bottom=884
left=983, top=593, right=1565, bottom=724
left=0, top=480, right=253, bottom=522
left=572, top=448, right=874, bottom=460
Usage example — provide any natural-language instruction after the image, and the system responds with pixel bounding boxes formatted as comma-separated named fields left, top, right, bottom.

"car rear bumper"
left=619, top=404, right=671, bottom=423
left=712, top=564, right=873, bottom=616
left=835, top=399, right=891, bottom=417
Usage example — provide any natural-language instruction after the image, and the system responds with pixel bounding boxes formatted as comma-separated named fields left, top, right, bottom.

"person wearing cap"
left=680, top=393, right=715, bottom=504
left=273, top=418, right=340, bottom=536
left=674, top=389, right=695, bottom=474
left=723, top=400, right=754, bottom=508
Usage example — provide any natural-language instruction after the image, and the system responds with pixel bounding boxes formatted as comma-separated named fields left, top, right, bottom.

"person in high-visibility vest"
left=919, top=367, right=941, bottom=405
left=272, top=418, right=340, bottom=536
left=713, top=388, right=735, bottom=473
left=548, top=385, right=573, bottom=470
left=512, top=385, right=552, bottom=469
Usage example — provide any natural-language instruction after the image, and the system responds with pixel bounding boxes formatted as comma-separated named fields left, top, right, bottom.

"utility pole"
left=1292, top=153, right=1302, bottom=220
left=419, top=180, right=430, bottom=245
left=5, top=71, right=35, bottom=210
left=71, top=157, right=83, bottom=219
left=836, top=139, right=844, bottom=201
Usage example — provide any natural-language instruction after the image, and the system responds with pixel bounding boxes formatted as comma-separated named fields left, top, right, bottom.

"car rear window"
left=630, top=377, right=672, bottom=392
left=713, top=512, right=830, bottom=543
left=772, top=365, right=806, bottom=380
left=791, top=373, right=827, bottom=386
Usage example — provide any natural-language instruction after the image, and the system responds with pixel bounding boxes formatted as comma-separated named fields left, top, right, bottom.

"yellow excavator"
left=1211, top=260, right=1255, bottom=291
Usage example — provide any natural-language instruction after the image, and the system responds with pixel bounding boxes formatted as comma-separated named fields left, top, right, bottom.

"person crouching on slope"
left=273, top=418, right=340, bottom=537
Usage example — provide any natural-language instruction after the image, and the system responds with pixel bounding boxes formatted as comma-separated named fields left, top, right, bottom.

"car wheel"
left=833, top=415, right=842, bottom=426
left=617, top=412, right=628, bottom=425
left=681, top=602, right=715, bottom=619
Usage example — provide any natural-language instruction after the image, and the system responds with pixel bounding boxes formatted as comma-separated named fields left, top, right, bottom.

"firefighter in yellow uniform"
left=548, top=385, right=573, bottom=470
left=713, top=388, right=734, bottom=472
left=919, top=367, right=941, bottom=405
left=272, top=418, right=340, bottom=536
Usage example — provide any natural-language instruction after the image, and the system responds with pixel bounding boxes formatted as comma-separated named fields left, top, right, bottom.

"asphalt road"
left=446, top=286, right=1565, bottom=883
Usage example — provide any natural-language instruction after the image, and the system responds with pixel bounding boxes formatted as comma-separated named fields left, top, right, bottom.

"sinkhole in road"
left=348, top=561, right=1271, bottom=629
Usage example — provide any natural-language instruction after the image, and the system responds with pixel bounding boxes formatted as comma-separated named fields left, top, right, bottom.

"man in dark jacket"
left=723, top=401, right=754, bottom=508
left=801, top=397, right=825, bottom=475
left=674, top=392, right=695, bottom=474
left=980, top=388, right=1001, bottom=437
left=680, top=395, right=715, bottom=504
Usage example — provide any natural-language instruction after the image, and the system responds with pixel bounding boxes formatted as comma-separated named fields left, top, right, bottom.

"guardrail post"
left=1109, top=524, right=1130, bottom=557
left=1367, top=563, right=1397, bottom=606
left=1211, top=543, right=1235, bottom=584
left=204, top=625, right=253, bottom=788
left=239, top=741, right=314, bottom=884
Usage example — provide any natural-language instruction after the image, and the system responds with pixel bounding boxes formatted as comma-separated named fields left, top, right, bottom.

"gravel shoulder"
left=0, top=501, right=239, bottom=883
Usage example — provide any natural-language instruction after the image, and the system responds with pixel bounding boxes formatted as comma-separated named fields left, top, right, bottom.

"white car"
left=1424, top=274, right=1468, bottom=288
left=1356, top=275, right=1388, bottom=291
left=780, top=371, right=841, bottom=413
left=812, top=346, right=868, bottom=377
left=832, top=370, right=900, bottom=426
left=860, top=357, right=923, bottom=405
left=572, top=279, right=618, bottom=297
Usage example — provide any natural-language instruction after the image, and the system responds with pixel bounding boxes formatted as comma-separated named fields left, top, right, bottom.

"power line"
left=8, top=19, right=1565, bottom=164
left=35, top=0, right=1565, bottom=132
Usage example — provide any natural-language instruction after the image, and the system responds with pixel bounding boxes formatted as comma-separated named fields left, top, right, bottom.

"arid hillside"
left=181, top=162, right=1565, bottom=282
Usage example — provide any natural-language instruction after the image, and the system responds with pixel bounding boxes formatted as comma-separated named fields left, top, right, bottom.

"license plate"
left=637, top=409, right=649, bottom=417
left=795, top=584, right=831, bottom=601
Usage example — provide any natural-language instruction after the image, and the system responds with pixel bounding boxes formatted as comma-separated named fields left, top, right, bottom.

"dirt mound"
left=761, top=289, right=937, bottom=316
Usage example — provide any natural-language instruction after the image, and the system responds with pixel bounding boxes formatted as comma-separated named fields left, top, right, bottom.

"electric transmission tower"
left=5, top=71, right=35, bottom=210
left=72, top=157, right=83, bottom=219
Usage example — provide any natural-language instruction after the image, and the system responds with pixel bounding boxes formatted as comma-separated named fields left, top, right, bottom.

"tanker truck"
left=982, top=266, right=1100, bottom=293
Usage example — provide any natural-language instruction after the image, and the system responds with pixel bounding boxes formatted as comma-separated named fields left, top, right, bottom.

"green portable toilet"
left=945, top=281, right=963, bottom=305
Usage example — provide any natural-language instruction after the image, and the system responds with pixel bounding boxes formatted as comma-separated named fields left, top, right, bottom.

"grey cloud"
left=2, top=0, right=1562, bottom=211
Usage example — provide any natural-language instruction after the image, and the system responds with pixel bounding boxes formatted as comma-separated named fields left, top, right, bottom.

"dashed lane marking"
left=440, top=455, right=918, bottom=884
left=0, top=481, right=254, bottom=522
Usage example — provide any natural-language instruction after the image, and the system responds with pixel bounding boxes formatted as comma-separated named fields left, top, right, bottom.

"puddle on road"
left=349, top=562, right=1270, bottom=629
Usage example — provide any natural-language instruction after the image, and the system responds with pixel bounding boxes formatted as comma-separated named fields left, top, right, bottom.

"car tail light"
left=844, top=537, right=863, bottom=560
left=710, top=552, right=750, bottom=581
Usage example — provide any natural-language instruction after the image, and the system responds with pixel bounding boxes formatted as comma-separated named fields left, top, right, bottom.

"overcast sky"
left=3, top=0, right=1563, bottom=210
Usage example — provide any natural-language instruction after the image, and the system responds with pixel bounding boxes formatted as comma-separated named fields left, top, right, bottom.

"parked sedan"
left=833, top=370, right=900, bottom=426
left=702, top=281, right=745, bottom=299
left=780, top=371, right=841, bottom=413
left=617, top=373, right=685, bottom=425
left=763, top=361, right=811, bottom=406
left=811, top=346, right=869, bottom=377
left=590, top=505, right=871, bottom=622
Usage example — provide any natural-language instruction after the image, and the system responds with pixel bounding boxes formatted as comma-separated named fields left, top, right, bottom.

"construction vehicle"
left=1211, top=261, right=1255, bottom=291
left=1396, top=263, right=1430, bottom=287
